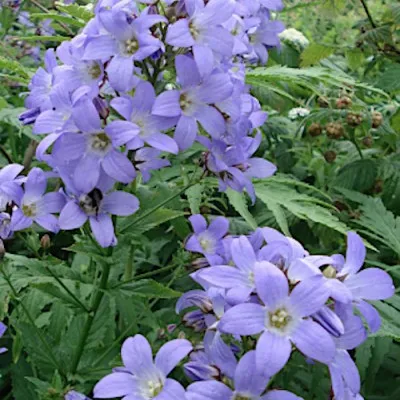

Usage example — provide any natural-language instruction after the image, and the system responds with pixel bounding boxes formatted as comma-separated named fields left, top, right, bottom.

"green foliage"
left=300, top=43, right=335, bottom=67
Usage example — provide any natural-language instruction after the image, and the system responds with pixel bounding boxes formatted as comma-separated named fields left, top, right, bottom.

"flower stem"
left=70, top=252, right=112, bottom=374
left=359, top=0, right=376, bottom=28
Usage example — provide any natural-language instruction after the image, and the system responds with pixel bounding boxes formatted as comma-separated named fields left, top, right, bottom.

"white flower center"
left=323, top=266, right=337, bottom=279
left=22, top=203, right=37, bottom=218
left=266, top=307, right=294, bottom=334
left=123, top=37, right=139, bottom=55
left=140, top=377, right=164, bottom=399
left=198, top=233, right=214, bottom=253
left=89, top=133, right=111, bottom=154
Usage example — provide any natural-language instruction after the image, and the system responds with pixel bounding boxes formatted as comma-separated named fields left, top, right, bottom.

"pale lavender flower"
left=187, top=350, right=303, bottom=400
left=94, top=334, right=192, bottom=399
left=59, top=186, right=139, bottom=248
left=166, top=0, right=235, bottom=76
left=219, top=262, right=335, bottom=376
left=0, top=212, right=12, bottom=239
left=10, top=168, right=65, bottom=233
left=132, top=148, right=170, bottom=183
left=107, top=81, right=178, bottom=154
left=83, top=7, right=166, bottom=92
left=186, top=214, right=229, bottom=265
left=0, top=164, right=24, bottom=210
left=152, top=55, right=233, bottom=150
left=65, top=391, right=91, bottom=400
left=0, top=322, right=7, bottom=354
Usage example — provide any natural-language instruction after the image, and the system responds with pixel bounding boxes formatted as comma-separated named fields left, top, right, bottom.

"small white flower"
left=288, top=107, right=310, bottom=120
left=279, top=28, right=310, bottom=51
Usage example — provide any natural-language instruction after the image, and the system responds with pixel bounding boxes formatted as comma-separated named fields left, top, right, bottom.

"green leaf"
left=118, top=279, right=182, bottom=299
left=14, top=35, right=69, bottom=42
left=371, top=299, right=400, bottom=340
left=356, top=338, right=374, bottom=381
left=118, top=208, right=185, bottom=234
left=226, top=189, right=258, bottom=230
left=186, top=183, right=203, bottom=214
left=300, top=44, right=335, bottom=67
left=11, top=357, right=38, bottom=400
left=55, top=2, right=94, bottom=22
left=375, top=65, right=400, bottom=93
left=333, top=159, right=377, bottom=192
left=30, top=12, right=86, bottom=28
left=0, top=56, right=32, bottom=79
left=336, top=188, right=400, bottom=256
left=255, top=180, right=349, bottom=235
left=345, top=49, right=365, bottom=70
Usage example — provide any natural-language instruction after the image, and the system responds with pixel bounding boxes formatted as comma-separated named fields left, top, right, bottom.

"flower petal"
left=89, top=213, right=116, bottom=248
left=342, top=232, right=366, bottom=275
left=102, top=191, right=139, bottom=216
left=256, top=331, right=291, bottom=377
left=155, top=339, right=192, bottom=376
left=152, top=90, right=181, bottom=117
left=102, top=151, right=136, bottom=184
left=186, top=381, right=232, bottom=400
left=291, top=319, right=335, bottom=364
left=166, top=19, right=194, bottom=48
left=254, top=261, right=289, bottom=309
left=197, top=266, right=248, bottom=289
left=59, top=201, right=87, bottom=230
left=93, top=372, right=137, bottom=399
left=231, top=236, right=256, bottom=273
left=219, top=303, right=265, bottom=335
left=174, top=115, right=198, bottom=150
left=121, top=335, right=154, bottom=375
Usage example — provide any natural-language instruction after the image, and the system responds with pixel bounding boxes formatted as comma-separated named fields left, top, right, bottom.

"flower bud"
left=0, top=239, right=5, bottom=260
left=318, top=97, right=330, bottom=108
left=346, top=112, right=363, bottom=127
left=325, top=122, right=344, bottom=139
left=308, top=122, right=323, bottom=137
left=372, top=111, right=383, bottom=128
left=324, top=151, right=337, bottom=163
left=93, top=97, right=109, bottom=120
left=40, top=234, right=51, bottom=250
left=362, top=136, right=373, bottom=148
left=336, top=96, right=352, bottom=109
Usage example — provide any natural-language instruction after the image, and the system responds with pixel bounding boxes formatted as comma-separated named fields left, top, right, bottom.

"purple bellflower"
left=83, top=7, right=166, bottom=92
left=0, top=322, right=7, bottom=354
left=52, top=96, right=136, bottom=193
left=10, top=168, right=65, bottom=233
left=0, top=164, right=24, bottom=211
left=197, top=235, right=262, bottom=303
left=187, top=350, right=303, bottom=400
left=65, top=391, right=91, bottom=400
left=219, top=262, right=335, bottom=376
left=94, top=334, right=192, bottom=399
left=152, top=55, right=233, bottom=150
left=59, top=185, right=139, bottom=248
left=185, top=214, right=229, bottom=265
left=107, top=81, right=178, bottom=154
left=166, top=0, right=235, bottom=77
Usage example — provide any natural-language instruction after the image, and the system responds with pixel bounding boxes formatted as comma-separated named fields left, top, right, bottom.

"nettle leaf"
left=375, top=64, right=400, bottom=93
left=0, top=56, right=32, bottom=81
left=226, top=188, right=258, bottom=230
left=300, top=44, right=335, bottom=67
left=30, top=12, right=86, bottom=28
left=118, top=279, right=182, bottom=299
left=371, top=298, right=400, bottom=340
left=11, top=357, right=38, bottom=400
left=333, top=159, right=377, bottom=192
left=254, top=180, right=349, bottom=236
left=336, top=188, right=400, bottom=256
left=55, top=2, right=94, bottom=22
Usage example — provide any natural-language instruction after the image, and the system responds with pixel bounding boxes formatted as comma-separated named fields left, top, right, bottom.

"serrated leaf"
left=346, top=49, right=365, bottom=70
left=186, top=183, right=203, bottom=214
left=336, top=188, right=400, bottom=256
left=31, top=12, right=86, bottom=28
left=55, top=2, right=94, bottom=22
left=375, top=65, right=400, bottom=93
left=118, top=279, right=181, bottom=299
left=333, top=159, right=377, bottom=192
left=226, top=189, right=257, bottom=230
left=300, top=44, right=335, bottom=67
left=13, top=35, right=69, bottom=42
left=0, top=56, right=32, bottom=79
left=255, top=181, right=349, bottom=235
left=356, top=338, right=374, bottom=380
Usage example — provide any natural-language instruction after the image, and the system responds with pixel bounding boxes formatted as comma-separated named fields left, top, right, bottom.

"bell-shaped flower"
left=59, top=184, right=139, bottom=248
left=187, top=350, right=303, bottom=400
left=0, top=164, right=24, bottom=210
left=185, top=214, right=229, bottom=265
left=166, top=0, right=235, bottom=76
left=83, top=6, right=166, bottom=92
left=52, top=96, right=136, bottom=193
left=10, top=168, right=65, bottom=233
left=94, top=334, right=192, bottom=400
left=107, top=81, right=178, bottom=154
left=219, top=262, right=335, bottom=376
left=152, top=55, right=233, bottom=150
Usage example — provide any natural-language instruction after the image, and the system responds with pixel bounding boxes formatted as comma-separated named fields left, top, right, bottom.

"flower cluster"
left=16, top=0, right=282, bottom=249
left=67, top=217, right=393, bottom=400
left=279, top=28, right=309, bottom=52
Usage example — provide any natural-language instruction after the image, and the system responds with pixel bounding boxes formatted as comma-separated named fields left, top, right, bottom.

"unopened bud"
left=308, top=122, right=323, bottom=137
left=0, top=239, right=5, bottom=260
left=372, top=111, right=383, bottom=128
left=93, top=97, right=109, bottom=120
left=336, top=96, right=352, bottom=109
left=346, top=112, right=363, bottom=127
left=178, top=331, right=186, bottom=339
left=40, top=234, right=51, bottom=250
left=318, top=97, right=330, bottom=108
left=167, top=324, right=177, bottom=334
left=324, top=151, right=337, bottom=163
left=372, top=179, right=383, bottom=194
left=325, top=122, right=344, bottom=139
left=362, top=136, right=373, bottom=148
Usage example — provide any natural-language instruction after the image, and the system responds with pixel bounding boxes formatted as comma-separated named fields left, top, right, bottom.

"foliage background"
left=0, top=0, right=399, bottom=399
